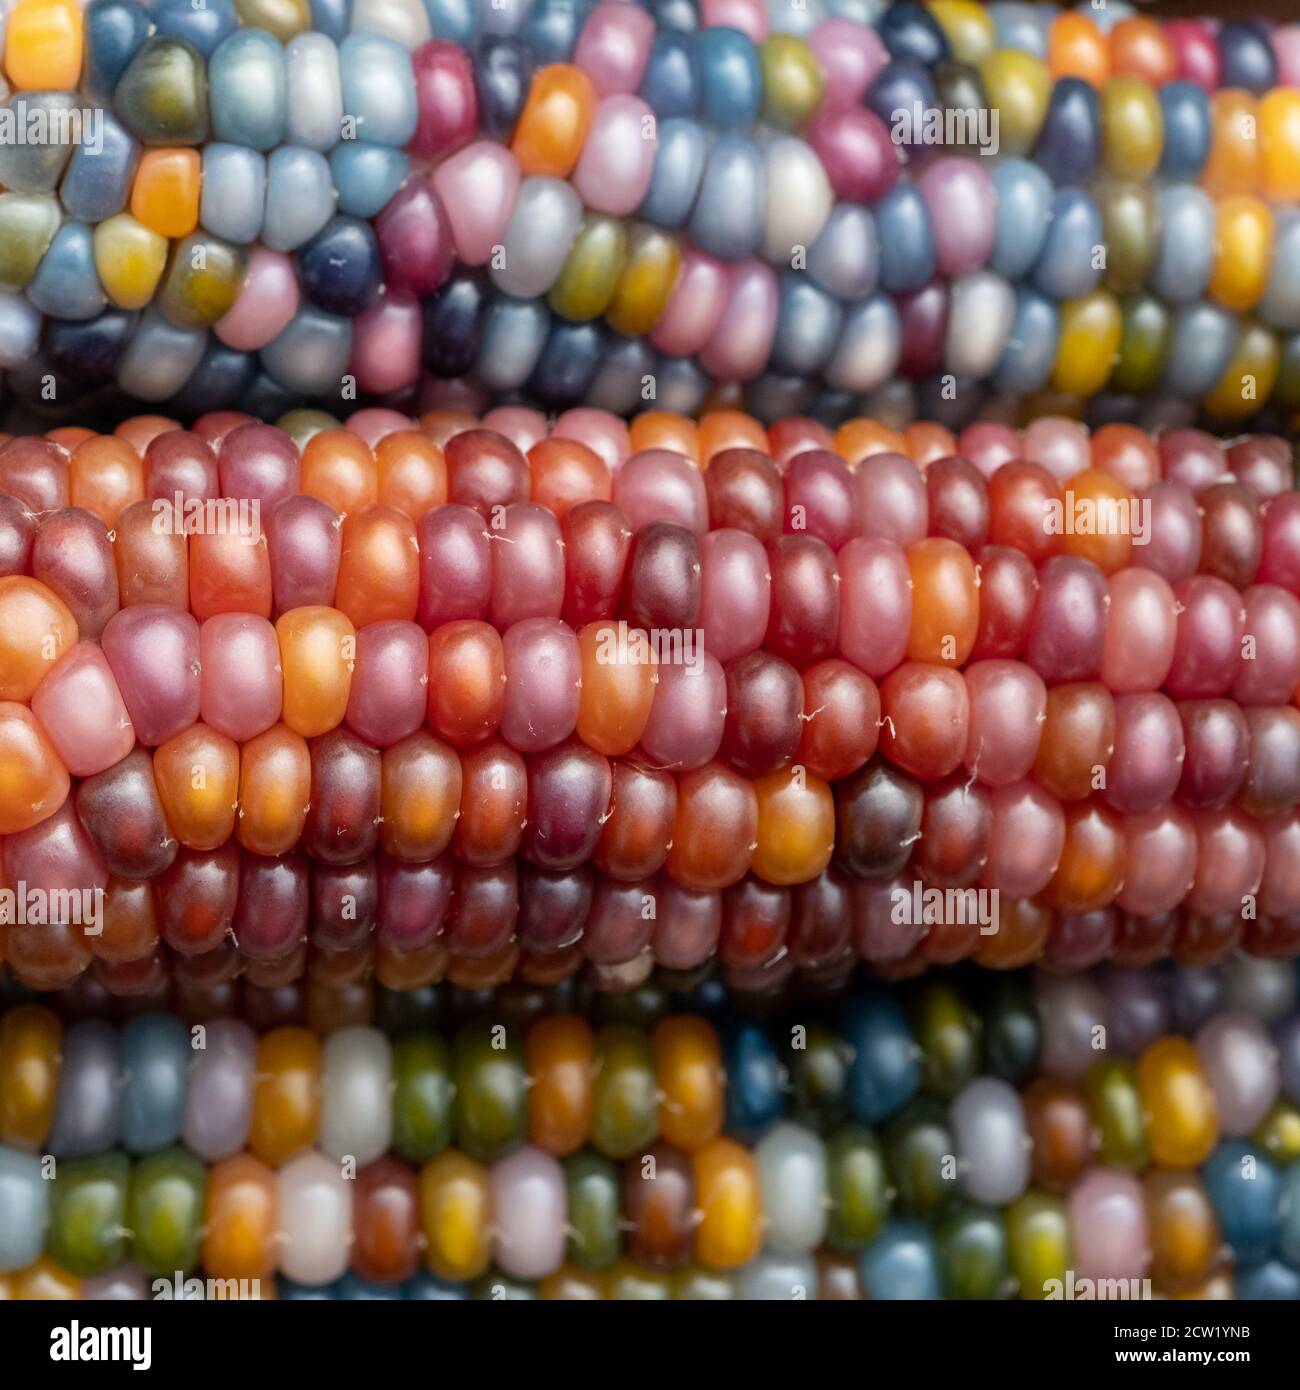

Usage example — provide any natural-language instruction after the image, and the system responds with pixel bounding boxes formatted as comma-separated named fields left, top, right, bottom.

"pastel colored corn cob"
left=8, top=1, right=1300, bottom=424
left=3, top=954, right=1300, bottom=1297
left=0, top=411, right=1298, bottom=991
